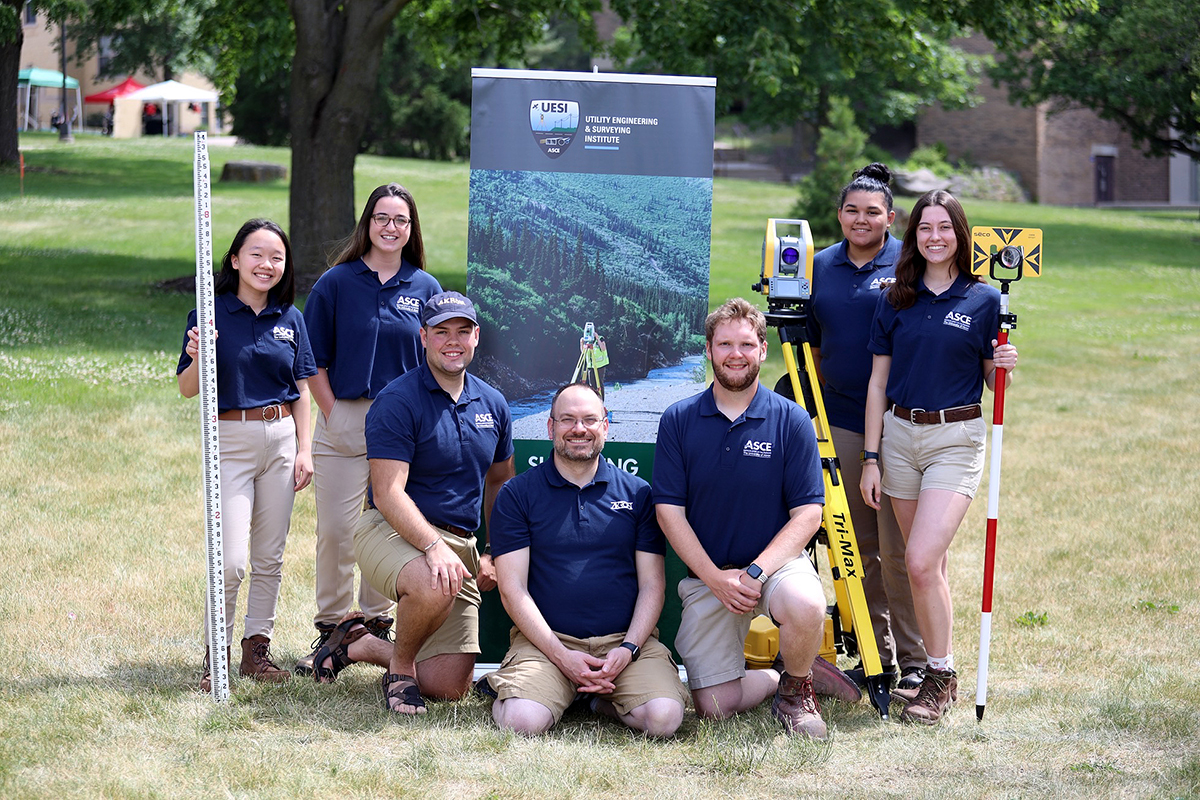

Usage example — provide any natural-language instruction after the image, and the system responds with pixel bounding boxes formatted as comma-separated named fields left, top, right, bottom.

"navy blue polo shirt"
left=807, top=233, right=900, bottom=432
left=177, top=294, right=317, bottom=414
left=365, top=362, right=513, bottom=532
left=653, top=384, right=825, bottom=567
left=303, top=258, right=442, bottom=400
left=490, top=456, right=665, bottom=639
left=868, top=273, right=1000, bottom=410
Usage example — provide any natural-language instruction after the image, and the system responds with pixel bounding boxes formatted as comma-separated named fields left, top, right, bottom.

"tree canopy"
left=606, top=0, right=1086, bottom=135
left=992, top=0, right=1200, bottom=158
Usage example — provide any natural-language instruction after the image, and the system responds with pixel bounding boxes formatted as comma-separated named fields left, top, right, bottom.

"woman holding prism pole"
left=860, top=190, right=1018, bottom=725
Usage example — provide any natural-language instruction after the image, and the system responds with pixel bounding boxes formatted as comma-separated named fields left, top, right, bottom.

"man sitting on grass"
left=479, top=383, right=687, bottom=736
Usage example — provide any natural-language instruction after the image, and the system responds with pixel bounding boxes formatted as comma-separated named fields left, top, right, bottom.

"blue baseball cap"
left=421, top=291, right=478, bottom=327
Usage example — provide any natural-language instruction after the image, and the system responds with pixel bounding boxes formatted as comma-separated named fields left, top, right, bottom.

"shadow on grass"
left=0, top=246, right=197, bottom=353
left=12, top=150, right=193, bottom=201
left=5, top=144, right=290, bottom=204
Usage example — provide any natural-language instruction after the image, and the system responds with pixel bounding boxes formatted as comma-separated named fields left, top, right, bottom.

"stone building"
left=917, top=35, right=1198, bottom=206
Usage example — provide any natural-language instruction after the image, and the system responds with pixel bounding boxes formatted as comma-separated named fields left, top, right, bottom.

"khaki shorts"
left=486, top=628, right=688, bottom=722
left=674, top=555, right=821, bottom=690
left=354, top=507, right=481, bottom=659
left=880, top=411, right=986, bottom=500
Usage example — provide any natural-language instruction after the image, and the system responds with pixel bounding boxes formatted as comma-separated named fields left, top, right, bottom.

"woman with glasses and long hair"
left=296, top=184, right=444, bottom=678
left=860, top=190, right=1018, bottom=725
left=177, top=218, right=315, bottom=691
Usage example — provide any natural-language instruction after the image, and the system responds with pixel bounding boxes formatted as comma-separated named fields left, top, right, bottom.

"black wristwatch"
left=482, top=542, right=492, bottom=556
left=619, top=641, right=641, bottom=661
left=860, top=450, right=880, bottom=464
left=746, top=563, right=768, bottom=584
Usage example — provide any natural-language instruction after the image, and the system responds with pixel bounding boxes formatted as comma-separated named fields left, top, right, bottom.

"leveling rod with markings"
left=193, top=132, right=230, bottom=703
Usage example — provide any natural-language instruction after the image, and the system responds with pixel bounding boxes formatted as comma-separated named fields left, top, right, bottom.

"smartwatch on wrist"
left=746, top=563, right=769, bottom=584
left=619, top=641, right=641, bottom=661
left=860, top=450, right=879, bottom=464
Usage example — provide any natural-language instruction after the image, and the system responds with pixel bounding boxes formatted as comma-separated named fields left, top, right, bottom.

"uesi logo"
left=529, top=100, right=579, bottom=159
left=943, top=310, right=973, bottom=331
left=475, top=413, right=496, bottom=429
left=743, top=439, right=773, bottom=459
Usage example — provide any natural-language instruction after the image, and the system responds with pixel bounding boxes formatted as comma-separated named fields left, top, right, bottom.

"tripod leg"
left=781, top=335, right=891, bottom=719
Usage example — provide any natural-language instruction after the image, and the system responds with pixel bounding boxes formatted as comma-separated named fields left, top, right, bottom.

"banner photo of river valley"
left=467, top=69, right=716, bottom=444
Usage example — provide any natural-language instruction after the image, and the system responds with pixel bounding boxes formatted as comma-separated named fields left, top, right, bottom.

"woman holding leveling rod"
left=177, top=219, right=316, bottom=691
left=860, top=190, right=1018, bottom=725
left=807, top=163, right=926, bottom=696
left=296, top=184, right=445, bottom=677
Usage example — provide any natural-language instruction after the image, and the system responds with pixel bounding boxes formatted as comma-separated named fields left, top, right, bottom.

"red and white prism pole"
left=976, top=287, right=1014, bottom=721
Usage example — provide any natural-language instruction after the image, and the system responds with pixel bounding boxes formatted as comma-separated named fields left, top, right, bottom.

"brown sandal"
left=312, top=613, right=370, bottom=683
left=382, top=672, right=426, bottom=714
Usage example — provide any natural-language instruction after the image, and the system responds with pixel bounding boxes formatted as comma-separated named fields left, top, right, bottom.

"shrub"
left=792, top=97, right=866, bottom=244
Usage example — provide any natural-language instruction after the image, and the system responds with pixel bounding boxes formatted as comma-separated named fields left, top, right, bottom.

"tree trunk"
left=286, top=0, right=409, bottom=284
left=0, top=0, right=25, bottom=165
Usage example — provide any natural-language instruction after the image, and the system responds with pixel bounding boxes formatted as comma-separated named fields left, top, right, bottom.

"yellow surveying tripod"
left=752, top=218, right=892, bottom=719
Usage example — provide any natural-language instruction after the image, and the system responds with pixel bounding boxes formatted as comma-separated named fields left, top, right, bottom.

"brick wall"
left=916, top=34, right=1173, bottom=205
left=1039, top=107, right=1169, bottom=204
left=917, top=37, right=1041, bottom=200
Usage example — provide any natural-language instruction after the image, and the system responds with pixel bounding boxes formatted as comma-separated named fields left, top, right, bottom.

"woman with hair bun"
left=861, top=189, right=1018, bottom=724
left=807, top=162, right=926, bottom=697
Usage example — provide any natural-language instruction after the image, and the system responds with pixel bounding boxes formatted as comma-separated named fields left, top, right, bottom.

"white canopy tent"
left=125, top=80, right=219, bottom=137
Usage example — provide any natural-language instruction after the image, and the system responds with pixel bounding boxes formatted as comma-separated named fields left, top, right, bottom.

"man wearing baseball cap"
left=334, top=291, right=515, bottom=713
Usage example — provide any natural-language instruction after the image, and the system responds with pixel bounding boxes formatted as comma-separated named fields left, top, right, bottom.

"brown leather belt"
left=217, top=404, right=291, bottom=421
left=892, top=404, right=981, bottom=425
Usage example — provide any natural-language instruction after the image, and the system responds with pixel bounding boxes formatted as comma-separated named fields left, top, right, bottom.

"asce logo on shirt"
left=272, top=326, right=296, bottom=342
left=610, top=500, right=634, bottom=511
left=396, top=296, right=423, bottom=315
left=743, top=439, right=773, bottom=459
left=943, top=310, right=973, bottom=332
left=870, top=276, right=896, bottom=291
left=474, top=412, right=496, bottom=429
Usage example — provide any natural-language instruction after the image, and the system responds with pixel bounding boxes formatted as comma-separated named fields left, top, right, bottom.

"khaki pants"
left=831, top=425, right=926, bottom=671
left=311, top=397, right=392, bottom=626
left=355, top=508, right=482, bottom=660
left=206, top=416, right=297, bottom=644
left=488, top=629, right=687, bottom=722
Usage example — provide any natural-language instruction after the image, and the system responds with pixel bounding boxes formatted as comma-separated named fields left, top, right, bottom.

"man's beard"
left=554, top=435, right=602, bottom=463
left=713, top=358, right=760, bottom=392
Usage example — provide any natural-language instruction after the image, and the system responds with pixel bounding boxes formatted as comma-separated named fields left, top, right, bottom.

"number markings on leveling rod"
left=194, top=132, right=230, bottom=703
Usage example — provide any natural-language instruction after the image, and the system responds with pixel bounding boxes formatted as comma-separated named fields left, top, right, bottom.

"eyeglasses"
left=552, top=415, right=604, bottom=429
left=371, top=214, right=411, bottom=229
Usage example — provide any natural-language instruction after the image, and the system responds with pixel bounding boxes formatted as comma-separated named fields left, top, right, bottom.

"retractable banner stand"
left=468, top=69, right=716, bottom=659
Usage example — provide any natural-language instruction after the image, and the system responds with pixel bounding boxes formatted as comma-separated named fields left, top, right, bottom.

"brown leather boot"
left=899, top=667, right=958, bottom=724
left=771, top=671, right=828, bottom=739
left=240, top=635, right=291, bottom=683
left=200, top=645, right=231, bottom=693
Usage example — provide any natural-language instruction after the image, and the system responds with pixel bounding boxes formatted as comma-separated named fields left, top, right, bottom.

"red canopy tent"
left=84, top=77, right=145, bottom=104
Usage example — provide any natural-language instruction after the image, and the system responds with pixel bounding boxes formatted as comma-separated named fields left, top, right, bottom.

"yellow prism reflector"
left=971, top=226, right=1043, bottom=278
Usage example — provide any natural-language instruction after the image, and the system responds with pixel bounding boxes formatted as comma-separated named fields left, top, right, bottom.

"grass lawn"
left=1, top=133, right=1199, bottom=798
